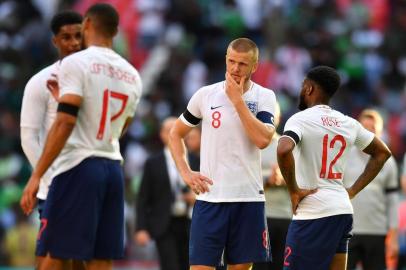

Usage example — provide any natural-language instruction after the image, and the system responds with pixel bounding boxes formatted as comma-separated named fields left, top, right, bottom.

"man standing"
left=135, top=117, right=197, bottom=270
left=21, top=11, right=82, bottom=208
left=344, top=109, right=399, bottom=270
left=20, top=4, right=142, bottom=270
left=277, top=66, right=391, bottom=270
left=20, top=10, right=82, bottom=268
left=169, top=38, right=276, bottom=270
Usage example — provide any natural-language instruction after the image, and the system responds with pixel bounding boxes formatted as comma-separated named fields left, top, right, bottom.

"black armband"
left=183, top=109, right=201, bottom=126
left=283, top=130, right=300, bottom=144
left=57, top=102, right=79, bottom=117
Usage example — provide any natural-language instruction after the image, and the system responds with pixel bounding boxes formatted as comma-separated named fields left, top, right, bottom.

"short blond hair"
left=359, top=109, right=383, bottom=132
left=227, top=38, right=259, bottom=62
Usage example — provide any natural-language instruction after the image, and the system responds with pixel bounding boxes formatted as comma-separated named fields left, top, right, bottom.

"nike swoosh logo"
left=211, top=105, right=223, bottom=110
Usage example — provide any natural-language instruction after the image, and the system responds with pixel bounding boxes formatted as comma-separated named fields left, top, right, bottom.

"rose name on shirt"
left=321, top=116, right=341, bottom=128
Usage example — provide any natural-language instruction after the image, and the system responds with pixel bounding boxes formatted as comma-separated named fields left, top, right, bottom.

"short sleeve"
left=20, top=75, right=47, bottom=129
left=282, top=114, right=303, bottom=145
left=180, top=87, right=203, bottom=127
left=127, top=70, right=143, bottom=117
left=257, top=89, right=276, bottom=127
left=59, top=55, right=84, bottom=97
left=353, top=120, right=374, bottom=150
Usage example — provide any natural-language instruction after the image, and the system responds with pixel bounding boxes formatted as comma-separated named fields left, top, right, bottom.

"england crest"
left=246, top=101, right=258, bottom=114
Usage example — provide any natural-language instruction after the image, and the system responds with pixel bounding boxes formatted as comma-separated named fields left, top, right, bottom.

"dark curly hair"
left=50, top=11, right=82, bottom=35
left=306, top=66, right=341, bottom=98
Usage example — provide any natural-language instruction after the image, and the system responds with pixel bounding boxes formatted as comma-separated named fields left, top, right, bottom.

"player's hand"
left=184, top=171, right=213, bottom=195
left=134, top=230, right=151, bottom=246
left=290, top=188, right=317, bottom=215
left=46, top=76, right=59, bottom=102
left=225, top=72, right=244, bottom=105
left=20, top=175, right=40, bottom=215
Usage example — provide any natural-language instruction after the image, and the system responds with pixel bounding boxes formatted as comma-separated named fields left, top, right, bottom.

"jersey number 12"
left=319, top=134, right=346, bottom=180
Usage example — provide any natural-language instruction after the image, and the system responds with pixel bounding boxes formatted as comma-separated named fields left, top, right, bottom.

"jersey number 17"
left=97, top=89, right=128, bottom=140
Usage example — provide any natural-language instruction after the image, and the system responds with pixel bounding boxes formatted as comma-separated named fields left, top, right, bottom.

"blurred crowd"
left=0, top=0, right=406, bottom=268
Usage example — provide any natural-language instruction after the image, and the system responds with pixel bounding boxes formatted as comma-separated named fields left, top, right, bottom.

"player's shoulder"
left=193, top=81, right=223, bottom=97
left=60, top=50, right=88, bottom=70
left=204, top=81, right=224, bottom=92
left=288, top=109, right=309, bottom=122
left=25, top=62, right=58, bottom=90
left=252, top=82, right=276, bottom=96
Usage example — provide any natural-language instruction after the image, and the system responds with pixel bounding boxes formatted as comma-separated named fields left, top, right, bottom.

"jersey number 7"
left=320, top=134, right=346, bottom=180
left=97, top=89, right=128, bottom=140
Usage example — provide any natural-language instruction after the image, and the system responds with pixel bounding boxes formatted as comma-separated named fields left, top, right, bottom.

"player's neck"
left=309, top=101, right=330, bottom=108
left=87, top=36, right=113, bottom=49
left=243, top=80, right=253, bottom=93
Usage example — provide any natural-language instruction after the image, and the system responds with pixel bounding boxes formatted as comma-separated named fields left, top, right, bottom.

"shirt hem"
left=292, top=210, right=353, bottom=220
left=196, top=197, right=265, bottom=203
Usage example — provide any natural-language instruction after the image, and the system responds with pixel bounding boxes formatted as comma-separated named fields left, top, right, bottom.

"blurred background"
left=0, top=0, right=406, bottom=269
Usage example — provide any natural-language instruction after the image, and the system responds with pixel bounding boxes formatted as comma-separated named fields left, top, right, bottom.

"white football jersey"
left=54, top=46, right=142, bottom=177
left=282, top=105, right=374, bottom=220
left=20, top=61, right=59, bottom=199
left=180, top=81, right=277, bottom=202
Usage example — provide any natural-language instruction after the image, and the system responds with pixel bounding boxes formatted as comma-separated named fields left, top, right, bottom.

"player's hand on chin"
left=185, top=171, right=213, bottom=195
left=290, top=188, right=318, bottom=215
left=20, top=175, right=40, bottom=215
left=225, top=72, right=244, bottom=105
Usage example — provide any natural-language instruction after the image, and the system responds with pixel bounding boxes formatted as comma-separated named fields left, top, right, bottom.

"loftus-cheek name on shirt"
left=90, top=63, right=136, bottom=85
left=321, top=116, right=341, bottom=128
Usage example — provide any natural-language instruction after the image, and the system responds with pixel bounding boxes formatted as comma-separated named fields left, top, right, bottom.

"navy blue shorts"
left=283, top=214, right=353, bottom=270
left=36, top=157, right=124, bottom=260
left=37, top=199, right=45, bottom=219
left=189, top=200, right=271, bottom=266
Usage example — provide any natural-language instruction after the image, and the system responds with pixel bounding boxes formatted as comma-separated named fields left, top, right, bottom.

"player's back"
left=55, top=46, right=142, bottom=177
left=285, top=105, right=374, bottom=219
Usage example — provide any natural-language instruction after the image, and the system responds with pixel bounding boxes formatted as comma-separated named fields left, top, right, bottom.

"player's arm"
left=21, top=128, right=42, bottom=167
left=225, top=73, right=274, bottom=149
left=20, top=77, right=47, bottom=169
left=120, top=117, right=133, bottom=138
left=168, top=119, right=212, bottom=194
left=20, top=94, right=82, bottom=215
left=277, top=136, right=317, bottom=215
left=346, top=136, right=391, bottom=199
left=277, top=137, right=298, bottom=192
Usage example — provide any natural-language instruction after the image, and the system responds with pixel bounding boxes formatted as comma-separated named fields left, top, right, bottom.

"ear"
left=306, top=82, right=315, bottom=95
left=252, top=61, right=259, bottom=73
left=52, top=36, right=57, bottom=47
left=83, top=17, right=91, bottom=30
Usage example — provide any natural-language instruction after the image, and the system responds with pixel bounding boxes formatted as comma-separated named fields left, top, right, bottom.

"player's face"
left=298, top=80, right=309, bottom=110
left=226, top=48, right=258, bottom=84
left=53, top=24, right=82, bottom=58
